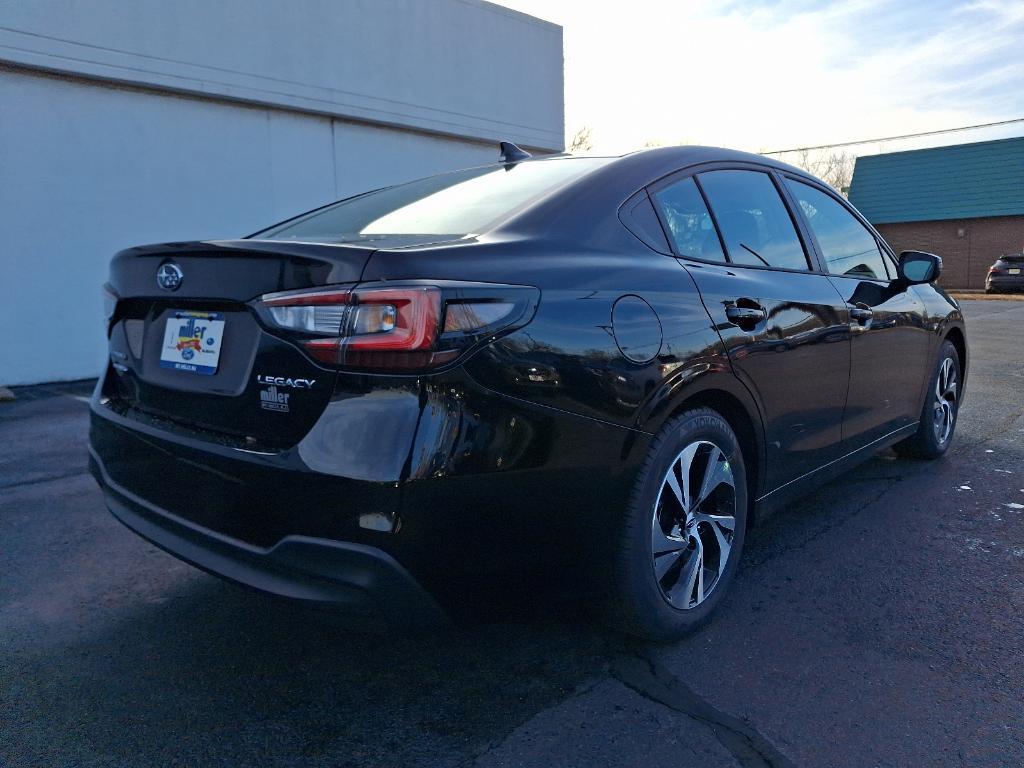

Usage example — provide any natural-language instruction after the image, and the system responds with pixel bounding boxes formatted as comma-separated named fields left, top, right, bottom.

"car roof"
left=491, top=146, right=820, bottom=241
left=569, top=145, right=812, bottom=181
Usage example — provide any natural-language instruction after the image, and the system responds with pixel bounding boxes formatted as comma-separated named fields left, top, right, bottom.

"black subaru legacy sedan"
left=89, top=145, right=966, bottom=640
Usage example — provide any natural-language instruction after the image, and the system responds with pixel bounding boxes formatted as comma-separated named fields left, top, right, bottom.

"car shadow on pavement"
left=9, top=458, right=893, bottom=767
left=11, top=565, right=613, bottom=767
left=9, top=442, right=1019, bottom=767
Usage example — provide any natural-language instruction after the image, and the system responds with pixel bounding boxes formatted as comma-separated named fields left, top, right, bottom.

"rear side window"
left=785, top=179, right=891, bottom=280
left=651, top=177, right=726, bottom=262
left=698, top=170, right=810, bottom=271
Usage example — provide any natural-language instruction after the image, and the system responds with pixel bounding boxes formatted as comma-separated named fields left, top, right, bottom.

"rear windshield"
left=256, top=157, right=609, bottom=242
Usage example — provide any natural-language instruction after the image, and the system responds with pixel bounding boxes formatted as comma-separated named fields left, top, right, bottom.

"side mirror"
left=898, top=251, right=942, bottom=284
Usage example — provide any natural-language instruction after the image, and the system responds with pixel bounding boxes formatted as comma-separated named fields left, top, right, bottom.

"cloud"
left=499, top=0, right=1024, bottom=153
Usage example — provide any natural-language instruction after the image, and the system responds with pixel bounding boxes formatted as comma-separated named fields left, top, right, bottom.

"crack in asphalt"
left=463, top=456, right=972, bottom=767
left=464, top=676, right=607, bottom=766
left=464, top=642, right=797, bottom=768
left=0, top=469, right=89, bottom=491
left=609, top=643, right=796, bottom=768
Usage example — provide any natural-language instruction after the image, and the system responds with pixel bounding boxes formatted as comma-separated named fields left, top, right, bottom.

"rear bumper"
left=89, top=445, right=447, bottom=627
left=986, top=274, right=1024, bottom=292
left=89, top=368, right=651, bottom=618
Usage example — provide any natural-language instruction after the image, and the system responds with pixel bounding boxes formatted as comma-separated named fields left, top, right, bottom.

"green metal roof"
left=847, top=136, right=1024, bottom=224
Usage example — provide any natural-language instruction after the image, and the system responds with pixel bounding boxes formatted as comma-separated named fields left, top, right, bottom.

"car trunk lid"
left=103, top=240, right=375, bottom=448
left=108, top=239, right=374, bottom=299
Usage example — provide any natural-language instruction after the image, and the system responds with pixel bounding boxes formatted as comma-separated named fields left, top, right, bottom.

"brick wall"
left=875, top=215, right=1024, bottom=289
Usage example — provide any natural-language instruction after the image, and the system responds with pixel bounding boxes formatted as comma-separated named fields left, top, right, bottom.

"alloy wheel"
left=650, top=440, right=737, bottom=610
left=933, top=356, right=958, bottom=445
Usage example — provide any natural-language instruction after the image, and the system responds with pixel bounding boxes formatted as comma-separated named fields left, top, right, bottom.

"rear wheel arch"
left=650, top=384, right=764, bottom=527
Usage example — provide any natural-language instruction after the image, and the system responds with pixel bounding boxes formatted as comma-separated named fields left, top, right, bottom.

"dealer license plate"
left=159, top=311, right=225, bottom=375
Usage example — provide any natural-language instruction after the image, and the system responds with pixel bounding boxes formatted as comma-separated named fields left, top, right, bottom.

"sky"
left=498, top=0, right=1024, bottom=158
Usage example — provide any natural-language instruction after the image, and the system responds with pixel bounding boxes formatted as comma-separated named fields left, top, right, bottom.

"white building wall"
left=0, top=1, right=563, bottom=385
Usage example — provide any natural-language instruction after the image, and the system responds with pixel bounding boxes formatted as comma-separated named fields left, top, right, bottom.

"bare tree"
left=641, top=137, right=696, bottom=150
left=568, top=126, right=593, bottom=153
left=782, top=148, right=855, bottom=195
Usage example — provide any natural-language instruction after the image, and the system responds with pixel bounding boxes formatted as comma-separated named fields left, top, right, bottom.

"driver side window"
left=786, top=179, right=891, bottom=280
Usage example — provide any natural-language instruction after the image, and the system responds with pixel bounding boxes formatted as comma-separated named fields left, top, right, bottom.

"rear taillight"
left=255, top=281, right=538, bottom=371
left=102, top=283, right=117, bottom=320
left=102, top=283, right=118, bottom=336
left=263, top=288, right=351, bottom=334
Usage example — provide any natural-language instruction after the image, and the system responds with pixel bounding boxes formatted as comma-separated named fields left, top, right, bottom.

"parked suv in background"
left=986, top=253, right=1024, bottom=293
left=89, top=145, right=967, bottom=640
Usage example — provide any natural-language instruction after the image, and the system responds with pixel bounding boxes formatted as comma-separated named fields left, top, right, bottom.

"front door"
left=650, top=168, right=851, bottom=491
left=781, top=178, right=930, bottom=449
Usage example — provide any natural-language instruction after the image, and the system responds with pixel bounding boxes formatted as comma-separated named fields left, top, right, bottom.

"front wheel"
left=894, top=339, right=961, bottom=459
left=606, top=408, right=748, bottom=641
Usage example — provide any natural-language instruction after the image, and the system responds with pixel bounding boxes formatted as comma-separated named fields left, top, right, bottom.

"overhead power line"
left=762, top=117, right=1024, bottom=155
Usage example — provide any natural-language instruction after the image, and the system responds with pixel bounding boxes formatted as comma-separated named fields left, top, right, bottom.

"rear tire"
left=893, top=340, right=961, bottom=459
left=605, top=408, right=748, bottom=641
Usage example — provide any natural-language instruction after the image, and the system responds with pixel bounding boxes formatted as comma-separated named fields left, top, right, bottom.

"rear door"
left=649, top=166, right=851, bottom=490
left=781, top=177, right=930, bottom=448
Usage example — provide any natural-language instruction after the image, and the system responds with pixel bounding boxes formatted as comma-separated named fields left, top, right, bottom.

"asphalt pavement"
left=2, top=299, right=1022, bottom=767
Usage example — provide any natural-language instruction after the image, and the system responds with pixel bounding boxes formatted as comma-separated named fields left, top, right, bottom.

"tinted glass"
left=257, top=158, right=609, bottom=241
left=652, top=177, right=726, bottom=262
left=786, top=179, right=891, bottom=280
left=901, top=253, right=937, bottom=282
left=698, top=170, right=809, bottom=271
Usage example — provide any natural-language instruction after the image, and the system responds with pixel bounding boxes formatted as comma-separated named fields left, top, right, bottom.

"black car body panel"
left=89, top=146, right=967, bottom=623
left=681, top=259, right=852, bottom=488
left=91, top=364, right=652, bottom=595
left=109, top=239, right=376, bottom=298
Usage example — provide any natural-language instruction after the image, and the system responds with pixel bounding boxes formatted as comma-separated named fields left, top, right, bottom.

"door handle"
left=849, top=304, right=873, bottom=325
left=725, top=303, right=767, bottom=327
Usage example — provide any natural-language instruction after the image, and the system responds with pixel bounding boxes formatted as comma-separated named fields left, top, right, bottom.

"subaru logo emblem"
left=157, top=262, right=183, bottom=292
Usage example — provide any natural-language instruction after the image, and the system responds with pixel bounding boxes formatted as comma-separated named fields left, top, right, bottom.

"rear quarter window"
left=650, top=177, right=726, bottom=262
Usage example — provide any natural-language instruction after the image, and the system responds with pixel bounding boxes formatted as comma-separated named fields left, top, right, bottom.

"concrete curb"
left=949, top=292, right=1024, bottom=302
